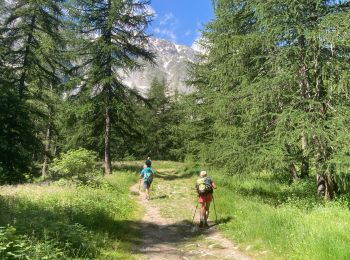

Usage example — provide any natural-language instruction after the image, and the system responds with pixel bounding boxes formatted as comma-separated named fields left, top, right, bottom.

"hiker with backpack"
left=140, top=159, right=154, bottom=200
left=195, top=170, right=217, bottom=227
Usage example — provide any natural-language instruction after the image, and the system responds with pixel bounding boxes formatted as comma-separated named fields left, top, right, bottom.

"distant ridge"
left=122, top=38, right=200, bottom=96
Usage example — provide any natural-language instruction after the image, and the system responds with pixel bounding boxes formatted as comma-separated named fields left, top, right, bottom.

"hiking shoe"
left=199, top=221, right=204, bottom=228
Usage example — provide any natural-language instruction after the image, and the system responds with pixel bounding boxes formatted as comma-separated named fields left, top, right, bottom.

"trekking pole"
left=212, top=195, right=218, bottom=224
left=191, top=203, right=199, bottom=225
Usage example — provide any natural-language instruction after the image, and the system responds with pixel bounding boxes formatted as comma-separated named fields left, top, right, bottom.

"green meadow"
left=0, top=171, right=139, bottom=259
left=211, top=170, right=350, bottom=259
left=1, top=161, right=350, bottom=259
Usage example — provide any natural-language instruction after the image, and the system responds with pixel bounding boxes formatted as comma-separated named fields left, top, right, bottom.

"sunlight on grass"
left=2, top=161, right=350, bottom=259
left=211, top=170, right=350, bottom=259
left=0, top=170, right=140, bottom=259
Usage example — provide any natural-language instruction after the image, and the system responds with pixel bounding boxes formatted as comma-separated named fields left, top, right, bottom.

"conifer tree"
left=0, top=0, right=65, bottom=98
left=0, top=0, right=65, bottom=182
left=146, top=77, right=169, bottom=158
left=190, top=0, right=350, bottom=198
left=67, top=0, right=154, bottom=174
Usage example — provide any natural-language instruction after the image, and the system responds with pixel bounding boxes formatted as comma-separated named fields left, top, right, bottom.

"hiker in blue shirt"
left=140, top=159, right=154, bottom=200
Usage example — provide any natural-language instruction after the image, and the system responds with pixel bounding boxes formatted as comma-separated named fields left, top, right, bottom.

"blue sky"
left=148, top=0, right=214, bottom=47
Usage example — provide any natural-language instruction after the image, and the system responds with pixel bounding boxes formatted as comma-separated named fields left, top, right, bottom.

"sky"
left=148, top=0, right=214, bottom=47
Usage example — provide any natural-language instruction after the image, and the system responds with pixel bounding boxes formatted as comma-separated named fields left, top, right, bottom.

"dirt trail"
left=130, top=173, right=253, bottom=260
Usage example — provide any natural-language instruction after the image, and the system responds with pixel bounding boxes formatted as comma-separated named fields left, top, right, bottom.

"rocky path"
left=130, top=167, right=253, bottom=260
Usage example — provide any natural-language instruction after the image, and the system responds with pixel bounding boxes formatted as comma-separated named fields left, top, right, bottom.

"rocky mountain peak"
left=122, top=37, right=200, bottom=96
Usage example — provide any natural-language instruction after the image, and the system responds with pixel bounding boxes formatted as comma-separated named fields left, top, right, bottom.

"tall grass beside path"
left=0, top=170, right=140, bottom=259
left=210, top=170, right=350, bottom=259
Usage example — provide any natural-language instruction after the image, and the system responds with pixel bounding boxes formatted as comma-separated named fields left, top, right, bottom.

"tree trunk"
left=316, top=171, right=334, bottom=200
left=300, top=157, right=309, bottom=178
left=324, top=172, right=334, bottom=200
left=300, top=134, right=309, bottom=178
left=42, top=84, right=54, bottom=178
left=298, top=34, right=310, bottom=179
left=289, top=163, right=299, bottom=181
left=310, top=12, right=333, bottom=198
left=316, top=173, right=326, bottom=196
left=285, top=143, right=299, bottom=181
left=104, top=89, right=112, bottom=175
left=315, top=144, right=334, bottom=200
left=103, top=0, right=113, bottom=175
left=41, top=120, right=51, bottom=178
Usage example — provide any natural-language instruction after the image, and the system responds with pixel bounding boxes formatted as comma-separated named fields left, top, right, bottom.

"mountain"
left=122, top=38, right=200, bottom=96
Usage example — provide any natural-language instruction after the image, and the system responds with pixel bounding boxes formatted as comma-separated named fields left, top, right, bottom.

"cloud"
left=152, top=12, right=179, bottom=42
left=154, top=27, right=177, bottom=41
left=159, top=12, right=175, bottom=26
left=185, top=30, right=192, bottom=36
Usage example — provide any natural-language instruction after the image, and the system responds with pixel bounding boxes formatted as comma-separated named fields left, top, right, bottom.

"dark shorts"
left=198, top=193, right=213, bottom=203
left=144, top=180, right=151, bottom=189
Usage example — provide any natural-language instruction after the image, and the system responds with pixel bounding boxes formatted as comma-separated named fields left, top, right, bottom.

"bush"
left=50, top=148, right=98, bottom=183
left=0, top=225, right=64, bottom=259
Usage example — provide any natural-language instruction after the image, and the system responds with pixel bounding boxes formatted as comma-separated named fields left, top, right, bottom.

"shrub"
left=0, top=225, right=64, bottom=259
left=50, top=148, right=98, bottom=183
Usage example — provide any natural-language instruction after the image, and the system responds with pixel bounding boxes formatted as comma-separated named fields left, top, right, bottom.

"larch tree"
left=189, top=0, right=350, bottom=198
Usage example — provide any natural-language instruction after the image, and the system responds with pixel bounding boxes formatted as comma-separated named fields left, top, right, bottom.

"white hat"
left=200, top=171, right=207, bottom=177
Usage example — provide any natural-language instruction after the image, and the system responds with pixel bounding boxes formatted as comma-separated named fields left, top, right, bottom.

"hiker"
left=145, top=157, right=152, bottom=167
left=140, top=160, right=154, bottom=200
left=195, top=170, right=217, bottom=227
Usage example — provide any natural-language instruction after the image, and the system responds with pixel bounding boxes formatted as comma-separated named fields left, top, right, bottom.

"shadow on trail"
left=151, top=194, right=168, bottom=200
left=208, top=216, right=233, bottom=228
left=111, top=162, right=143, bottom=173
left=134, top=219, right=212, bottom=245
left=155, top=168, right=198, bottom=180
left=0, top=193, right=219, bottom=258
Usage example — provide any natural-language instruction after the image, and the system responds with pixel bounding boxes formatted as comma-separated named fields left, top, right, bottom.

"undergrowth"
left=0, top=170, right=139, bottom=259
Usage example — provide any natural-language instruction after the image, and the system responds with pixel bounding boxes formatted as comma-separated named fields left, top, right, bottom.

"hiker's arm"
left=139, top=173, right=144, bottom=181
left=212, top=182, right=217, bottom=189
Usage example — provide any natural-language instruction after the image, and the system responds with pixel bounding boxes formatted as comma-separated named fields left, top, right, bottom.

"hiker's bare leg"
left=145, top=188, right=149, bottom=199
left=200, top=203, right=206, bottom=226
left=204, top=202, right=211, bottom=225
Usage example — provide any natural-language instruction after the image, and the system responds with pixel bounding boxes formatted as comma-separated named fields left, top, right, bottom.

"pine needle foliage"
left=0, top=0, right=66, bottom=182
left=189, top=0, right=350, bottom=198
left=65, top=0, right=154, bottom=174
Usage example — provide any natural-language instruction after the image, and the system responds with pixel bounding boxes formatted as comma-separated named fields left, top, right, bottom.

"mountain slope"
left=122, top=38, right=200, bottom=96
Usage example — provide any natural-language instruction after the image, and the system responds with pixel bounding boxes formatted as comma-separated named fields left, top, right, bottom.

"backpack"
left=196, top=177, right=213, bottom=195
left=143, top=168, right=153, bottom=183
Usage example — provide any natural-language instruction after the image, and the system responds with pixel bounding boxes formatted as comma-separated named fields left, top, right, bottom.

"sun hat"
left=200, top=171, right=207, bottom=177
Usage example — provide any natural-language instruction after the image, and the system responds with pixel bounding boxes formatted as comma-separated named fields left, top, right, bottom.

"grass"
left=148, top=161, right=199, bottom=221
left=140, top=161, right=350, bottom=259
left=210, top=170, right=350, bottom=259
left=2, top=161, right=350, bottom=259
left=0, top=170, right=140, bottom=259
